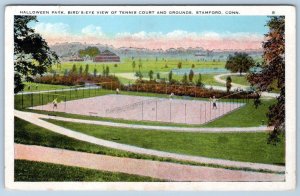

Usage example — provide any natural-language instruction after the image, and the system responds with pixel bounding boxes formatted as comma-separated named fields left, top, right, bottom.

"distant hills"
left=50, top=42, right=263, bottom=61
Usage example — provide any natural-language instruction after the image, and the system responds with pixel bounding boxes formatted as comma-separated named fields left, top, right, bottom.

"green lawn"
left=161, top=73, right=224, bottom=86
left=53, top=58, right=225, bottom=75
left=23, top=82, right=70, bottom=92
left=15, top=160, right=161, bottom=182
left=15, top=117, right=235, bottom=169
left=46, top=119, right=285, bottom=165
left=220, top=75, right=250, bottom=86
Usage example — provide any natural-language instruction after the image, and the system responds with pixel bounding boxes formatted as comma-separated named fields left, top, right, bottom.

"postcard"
left=4, top=5, right=296, bottom=191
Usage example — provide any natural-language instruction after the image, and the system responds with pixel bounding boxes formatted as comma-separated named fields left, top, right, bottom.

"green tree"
left=105, top=66, right=110, bottom=76
left=225, top=52, right=255, bottom=75
left=188, top=69, right=194, bottom=83
left=93, top=68, right=97, bottom=77
left=182, top=73, right=188, bottom=84
left=78, top=46, right=100, bottom=58
left=156, top=72, right=160, bottom=80
left=102, top=66, right=105, bottom=76
left=168, top=71, right=173, bottom=82
left=191, top=64, right=195, bottom=68
left=135, top=71, right=143, bottom=80
left=247, top=16, right=285, bottom=144
left=177, top=62, right=182, bottom=69
left=79, top=65, right=83, bottom=75
left=196, top=73, right=204, bottom=87
left=71, top=64, right=77, bottom=74
left=148, top=70, right=154, bottom=80
left=138, top=59, right=142, bottom=70
left=132, top=61, right=136, bottom=71
left=226, top=76, right=232, bottom=93
left=84, top=64, right=89, bottom=75
left=14, top=16, right=58, bottom=93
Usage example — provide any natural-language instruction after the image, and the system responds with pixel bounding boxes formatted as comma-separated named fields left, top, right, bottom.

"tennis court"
left=31, top=94, right=245, bottom=125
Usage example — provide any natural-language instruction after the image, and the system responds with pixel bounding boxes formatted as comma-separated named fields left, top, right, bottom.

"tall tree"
left=196, top=73, right=204, bottom=87
left=93, top=68, right=97, bottom=77
left=79, top=65, right=83, bottom=75
left=14, top=16, right=58, bottom=93
left=248, top=16, right=285, bottom=144
left=168, top=71, right=173, bottom=82
left=226, top=76, right=232, bottom=93
left=132, top=61, right=136, bottom=71
left=225, top=52, right=255, bottom=75
left=148, top=70, right=154, bottom=80
left=84, top=64, right=89, bottom=76
left=189, top=69, right=194, bottom=83
left=182, top=73, right=188, bottom=84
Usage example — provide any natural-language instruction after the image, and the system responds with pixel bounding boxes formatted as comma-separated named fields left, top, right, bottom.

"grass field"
left=46, top=118, right=285, bottom=165
left=15, top=160, right=161, bottom=182
left=52, top=58, right=226, bottom=75
left=23, top=82, right=70, bottom=92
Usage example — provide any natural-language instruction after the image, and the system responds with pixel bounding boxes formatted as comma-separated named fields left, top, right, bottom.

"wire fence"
left=15, top=81, right=251, bottom=125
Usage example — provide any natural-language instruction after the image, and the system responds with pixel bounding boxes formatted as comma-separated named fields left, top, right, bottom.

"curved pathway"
left=15, top=110, right=284, bottom=173
left=15, top=144, right=284, bottom=182
left=16, top=110, right=273, bottom=133
left=213, top=73, right=279, bottom=98
left=214, top=73, right=248, bottom=88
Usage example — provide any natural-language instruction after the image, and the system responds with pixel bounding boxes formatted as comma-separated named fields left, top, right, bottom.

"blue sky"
left=36, top=15, right=269, bottom=36
left=32, top=15, right=269, bottom=50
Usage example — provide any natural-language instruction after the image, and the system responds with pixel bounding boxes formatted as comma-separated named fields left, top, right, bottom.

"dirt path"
left=15, top=144, right=284, bottom=182
left=15, top=110, right=285, bottom=173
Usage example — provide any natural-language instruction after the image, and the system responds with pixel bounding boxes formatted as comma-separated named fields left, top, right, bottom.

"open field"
left=46, top=118, right=285, bottom=165
left=15, top=160, right=160, bottom=182
left=52, top=58, right=226, bottom=75
left=32, top=94, right=244, bottom=125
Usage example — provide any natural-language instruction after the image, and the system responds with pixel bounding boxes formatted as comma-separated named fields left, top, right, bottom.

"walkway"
left=16, top=110, right=273, bottom=133
left=15, top=144, right=284, bottom=182
left=15, top=110, right=285, bottom=173
left=212, top=73, right=279, bottom=98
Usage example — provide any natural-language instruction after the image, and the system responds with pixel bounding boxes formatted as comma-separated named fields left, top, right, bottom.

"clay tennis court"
left=32, top=94, right=245, bottom=125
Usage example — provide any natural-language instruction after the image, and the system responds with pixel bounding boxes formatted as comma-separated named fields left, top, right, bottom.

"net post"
left=185, top=103, right=187, bottom=123
left=156, top=100, right=158, bottom=121
left=169, top=101, right=172, bottom=122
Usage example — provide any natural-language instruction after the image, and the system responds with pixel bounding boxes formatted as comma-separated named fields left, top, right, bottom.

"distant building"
left=93, top=50, right=120, bottom=62
left=69, top=56, right=84, bottom=61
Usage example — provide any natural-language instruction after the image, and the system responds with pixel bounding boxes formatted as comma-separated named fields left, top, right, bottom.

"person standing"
left=210, top=96, right=218, bottom=110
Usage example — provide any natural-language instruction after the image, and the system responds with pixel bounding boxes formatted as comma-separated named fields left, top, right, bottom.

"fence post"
left=31, top=93, right=33, bottom=108
left=21, top=92, right=24, bottom=109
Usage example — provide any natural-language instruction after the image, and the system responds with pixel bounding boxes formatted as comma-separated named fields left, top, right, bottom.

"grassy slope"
left=46, top=119, right=285, bottom=165
left=16, top=117, right=240, bottom=169
left=15, top=160, right=161, bottom=182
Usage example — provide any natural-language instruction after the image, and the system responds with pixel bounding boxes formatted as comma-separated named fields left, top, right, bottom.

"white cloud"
left=81, top=24, right=104, bottom=37
left=34, top=22, right=70, bottom=36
